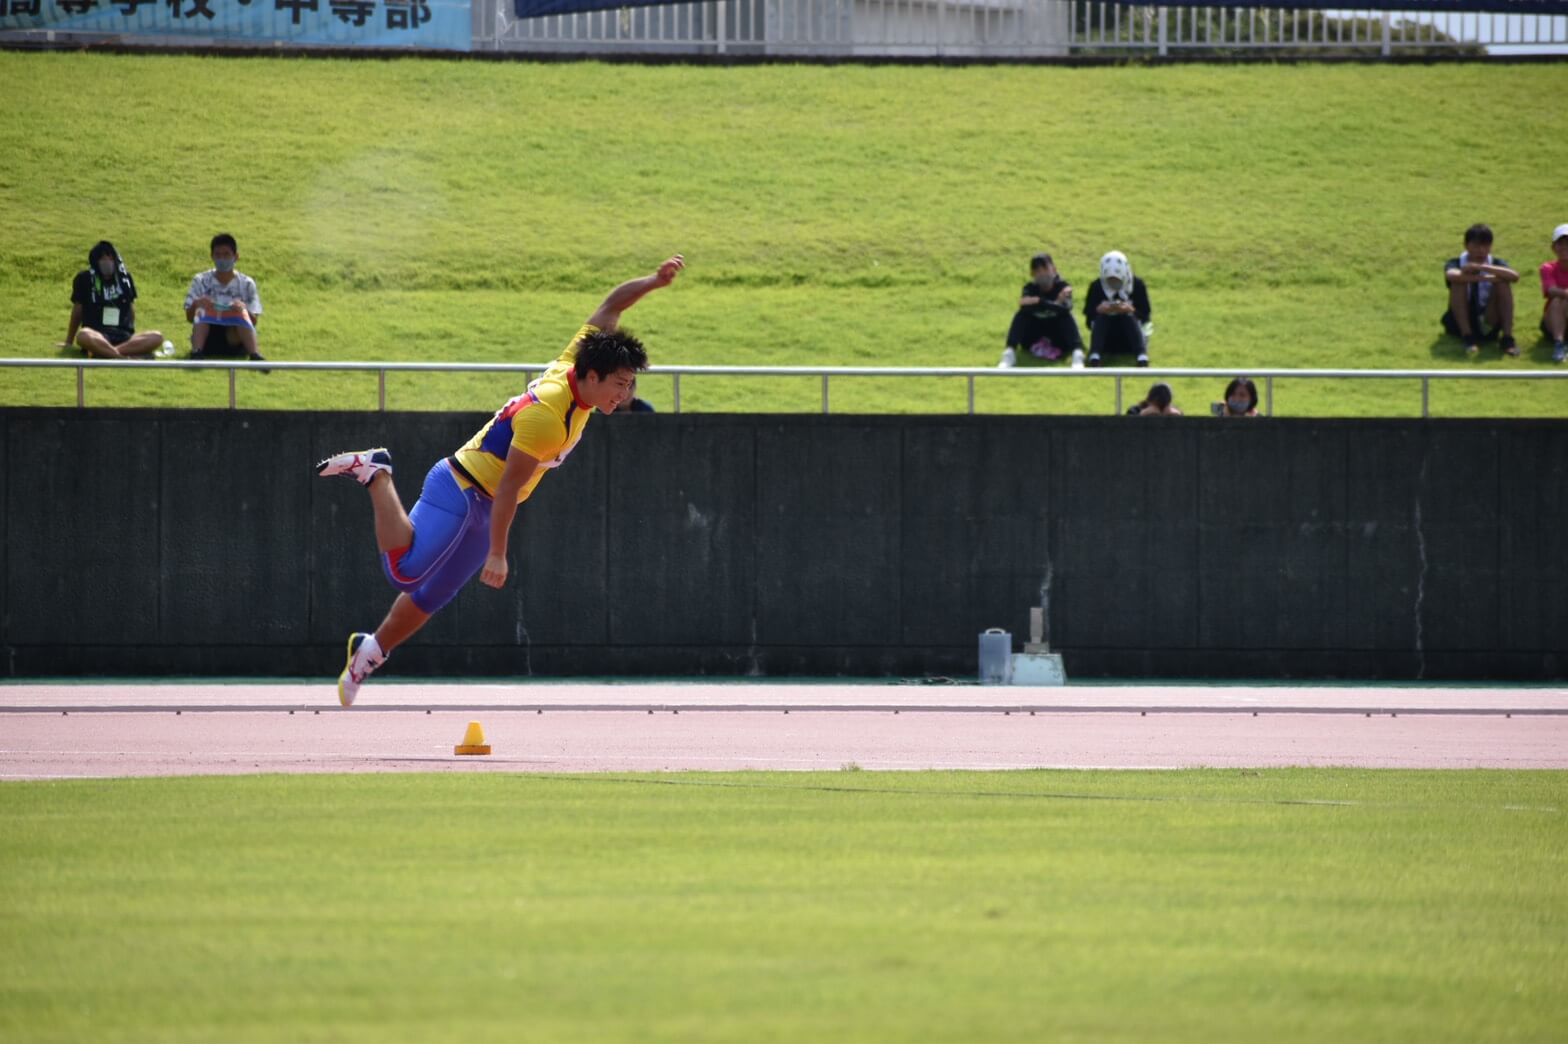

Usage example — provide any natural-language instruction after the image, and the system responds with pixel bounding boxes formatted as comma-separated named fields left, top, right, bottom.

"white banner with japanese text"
left=0, top=0, right=471, bottom=51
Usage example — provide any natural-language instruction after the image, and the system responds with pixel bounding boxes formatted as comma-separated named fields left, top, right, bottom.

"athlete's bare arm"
left=480, top=445, right=542, bottom=589
left=585, top=254, right=684, bottom=331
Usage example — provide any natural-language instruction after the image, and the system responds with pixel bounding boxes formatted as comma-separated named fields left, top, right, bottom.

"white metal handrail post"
left=379, top=369, right=387, bottom=412
left=76, top=366, right=84, bottom=408
left=228, top=368, right=236, bottom=409
left=821, top=373, right=829, bottom=414
left=673, top=373, right=682, bottom=413
left=1265, top=375, right=1273, bottom=417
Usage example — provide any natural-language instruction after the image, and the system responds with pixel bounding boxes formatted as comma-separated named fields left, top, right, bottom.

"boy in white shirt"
left=185, top=232, right=265, bottom=362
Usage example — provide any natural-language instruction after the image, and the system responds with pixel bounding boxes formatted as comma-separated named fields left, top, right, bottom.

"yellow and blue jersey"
left=451, top=324, right=598, bottom=504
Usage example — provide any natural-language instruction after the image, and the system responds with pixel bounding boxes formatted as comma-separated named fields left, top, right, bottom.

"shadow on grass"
left=1429, top=329, right=1563, bottom=367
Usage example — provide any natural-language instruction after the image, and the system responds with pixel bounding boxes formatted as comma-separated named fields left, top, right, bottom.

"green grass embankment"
left=3, top=54, right=1566, bottom=415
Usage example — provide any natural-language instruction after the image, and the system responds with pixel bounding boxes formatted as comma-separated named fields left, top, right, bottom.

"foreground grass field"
left=1, top=770, right=1564, bottom=1042
left=1, top=54, right=1566, bottom=416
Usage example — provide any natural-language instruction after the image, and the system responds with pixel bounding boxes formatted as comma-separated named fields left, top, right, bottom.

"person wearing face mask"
left=184, top=233, right=265, bottom=363
left=1082, top=250, right=1153, bottom=367
left=1211, top=376, right=1260, bottom=418
left=62, top=241, right=167, bottom=359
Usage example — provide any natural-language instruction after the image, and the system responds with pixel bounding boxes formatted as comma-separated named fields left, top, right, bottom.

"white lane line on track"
left=0, top=751, right=1180, bottom=770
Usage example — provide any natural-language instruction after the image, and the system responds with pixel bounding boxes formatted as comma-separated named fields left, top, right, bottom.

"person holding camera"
left=1211, top=376, right=1260, bottom=417
left=1128, top=381, right=1181, bottom=416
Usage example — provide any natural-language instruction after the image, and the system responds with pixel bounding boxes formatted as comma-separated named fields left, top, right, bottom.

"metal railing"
left=478, top=1, right=1568, bottom=57
left=3, top=357, right=1564, bottom=417
left=6, top=1, right=1562, bottom=55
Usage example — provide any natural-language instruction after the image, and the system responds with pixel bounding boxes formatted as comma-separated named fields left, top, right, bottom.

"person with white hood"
left=1082, top=250, right=1153, bottom=367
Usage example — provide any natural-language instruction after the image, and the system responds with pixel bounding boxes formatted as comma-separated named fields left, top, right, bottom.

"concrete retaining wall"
left=3, top=408, right=1564, bottom=680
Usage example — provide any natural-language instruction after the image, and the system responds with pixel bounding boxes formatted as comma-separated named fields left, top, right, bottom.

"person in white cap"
left=1442, top=223, right=1519, bottom=357
left=1539, top=224, right=1568, bottom=364
left=1082, top=250, right=1152, bottom=367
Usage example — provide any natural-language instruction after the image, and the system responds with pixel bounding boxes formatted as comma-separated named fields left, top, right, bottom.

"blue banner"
left=509, top=0, right=1568, bottom=21
left=0, top=0, right=471, bottom=50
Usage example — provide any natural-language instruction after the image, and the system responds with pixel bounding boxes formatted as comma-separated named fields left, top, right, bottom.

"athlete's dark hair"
left=1464, top=223, right=1494, bottom=246
left=575, top=328, right=649, bottom=380
left=210, top=233, right=238, bottom=255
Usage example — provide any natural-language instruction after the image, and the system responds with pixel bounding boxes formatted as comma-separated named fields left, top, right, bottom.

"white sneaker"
left=317, top=448, right=393, bottom=486
left=155, top=339, right=176, bottom=359
left=1070, top=348, right=1086, bottom=369
left=337, top=632, right=385, bottom=707
left=997, top=347, right=1016, bottom=369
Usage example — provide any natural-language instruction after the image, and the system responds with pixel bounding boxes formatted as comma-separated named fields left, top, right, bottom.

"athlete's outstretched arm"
left=586, top=254, right=684, bottom=331
left=480, top=446, right=542, bottom=589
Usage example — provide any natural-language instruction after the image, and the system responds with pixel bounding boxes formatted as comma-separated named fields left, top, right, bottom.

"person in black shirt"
left=63, top=241, right=165, bottom=359
left=1000, top=253, right=1083, bottom=367
left=1083, top=250, right=1152, bottom=367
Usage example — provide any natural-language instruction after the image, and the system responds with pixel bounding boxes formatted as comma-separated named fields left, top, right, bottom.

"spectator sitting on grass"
left=185, top=233, right=265, bottom=363
left=1540, top=223, right=1568, bottom=364
left=62, top=241, right=166, bottom=360
left=1127, top=381, right=1181, bottom=416
left=1083, top=250, right=1152, bottom=368
left=999, top=252, right=1083, bottom=368
left=1443, top=223, right=1519, bottom=358
left=1212, top=377, right=1260, bottom=418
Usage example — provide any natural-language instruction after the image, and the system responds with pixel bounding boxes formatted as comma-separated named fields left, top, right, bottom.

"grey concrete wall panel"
left=605, top=420, right=758, bottom=647
left=1345, top=425, right=1424, bottom=653
left=0, top=415, right=6, bottom=654
left=159, top=413, right=314, bottom=644
left=1052, top=424, right=1199, bottom=651
left=900, top=423, right=1053, bottom=646
left=1197, top=423, right=1350, bottom=651
left=1498, top=424, right=1568, bottom=651
left=1415, top=426, right=1502, bottom=653
left=755, top=422, right=903, bottom=646
left=7, top=411, right=162, bottom=645
left=496, top=429, right=610, bottom=647
left=2, top=409, right=1565, bottom=680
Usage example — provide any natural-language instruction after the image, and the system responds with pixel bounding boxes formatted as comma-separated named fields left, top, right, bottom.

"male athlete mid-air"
left=316, top=254, right=685, bottom=705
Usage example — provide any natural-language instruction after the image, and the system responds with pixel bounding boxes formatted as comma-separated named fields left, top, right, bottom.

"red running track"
left=2, top=682, right=1565, bottom=779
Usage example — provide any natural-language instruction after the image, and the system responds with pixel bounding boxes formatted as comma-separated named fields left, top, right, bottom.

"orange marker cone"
left=455, top=720, right=491, bottom=756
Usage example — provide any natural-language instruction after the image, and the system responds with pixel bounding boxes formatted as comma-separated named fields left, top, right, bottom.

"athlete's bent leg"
left=367, top=472, right=415, bottom=552
left=374, top=593, right=432, bottom=655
